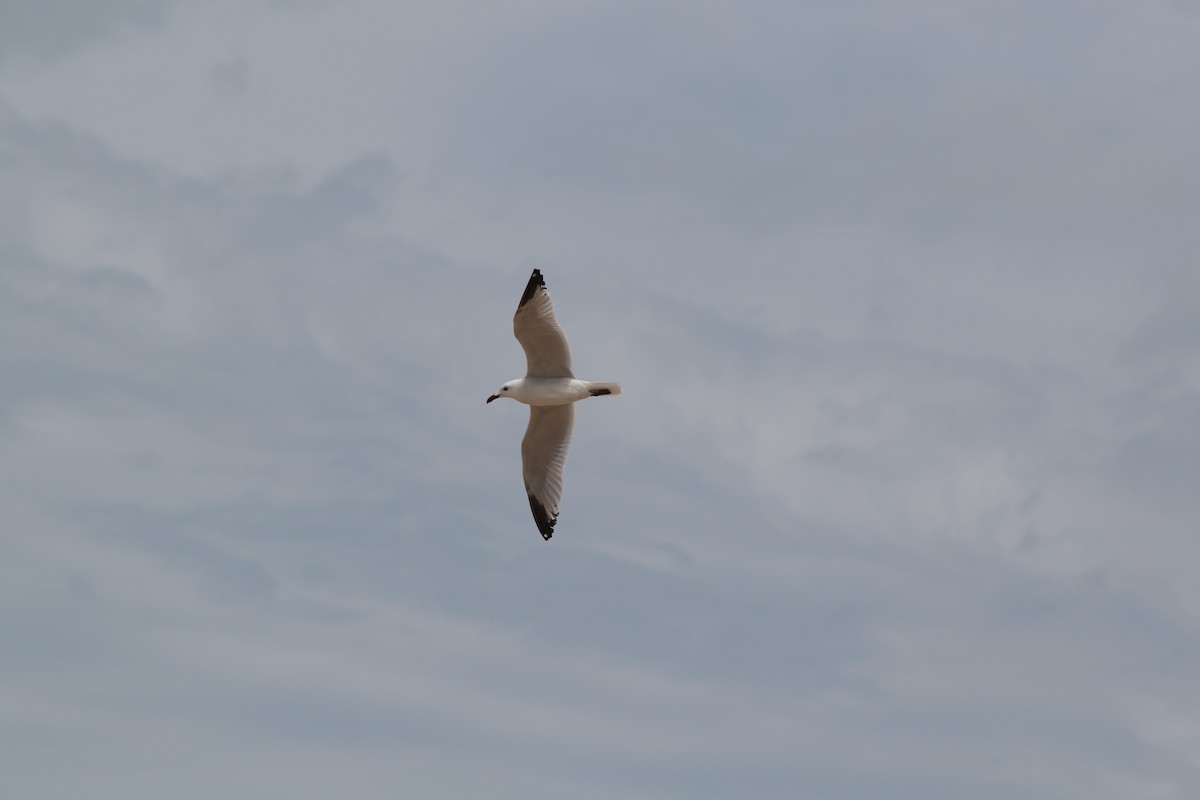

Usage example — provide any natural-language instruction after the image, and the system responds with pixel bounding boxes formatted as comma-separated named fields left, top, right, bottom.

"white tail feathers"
left=586, top=382, right=622, bottom=397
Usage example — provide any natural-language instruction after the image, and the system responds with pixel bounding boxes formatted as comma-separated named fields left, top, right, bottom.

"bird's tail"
left=586, top=381, right=622, bottom=397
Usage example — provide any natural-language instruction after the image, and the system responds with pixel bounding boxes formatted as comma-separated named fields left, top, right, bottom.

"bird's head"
left=486, top=380, right=520, bottom=404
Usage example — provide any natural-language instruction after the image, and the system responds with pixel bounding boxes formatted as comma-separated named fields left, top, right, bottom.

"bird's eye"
left=502, top=386, right=508, bottom=391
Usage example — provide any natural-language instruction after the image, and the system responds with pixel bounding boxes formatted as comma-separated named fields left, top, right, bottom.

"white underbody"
left=501, top=377, right=617, bottom=406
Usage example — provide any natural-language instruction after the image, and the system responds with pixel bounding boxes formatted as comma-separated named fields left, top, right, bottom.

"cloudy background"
left=3, top=1, right=1200, bottom=797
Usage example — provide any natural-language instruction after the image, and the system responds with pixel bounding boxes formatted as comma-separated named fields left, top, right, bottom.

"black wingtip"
left=518, top=268, right=545, bottom=309
left=528, top=493, right=557, bottom=541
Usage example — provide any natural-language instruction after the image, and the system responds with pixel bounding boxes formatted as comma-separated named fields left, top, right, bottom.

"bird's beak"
left=486, top=394, right=499, bottom=404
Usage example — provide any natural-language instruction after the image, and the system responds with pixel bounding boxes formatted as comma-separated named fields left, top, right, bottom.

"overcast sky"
left=3, top=1, right=1200, bottom=798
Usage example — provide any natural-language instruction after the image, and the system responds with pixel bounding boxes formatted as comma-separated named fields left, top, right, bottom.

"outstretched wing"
left=521, top=404, right=574, bottom=540
left=514, top=269, right=574, bottom=378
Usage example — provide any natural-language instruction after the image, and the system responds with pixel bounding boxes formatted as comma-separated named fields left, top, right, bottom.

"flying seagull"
left=488, top=269, right=621, bottom=540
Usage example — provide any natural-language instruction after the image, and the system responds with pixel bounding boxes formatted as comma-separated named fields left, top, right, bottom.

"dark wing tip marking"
left=518, top=269, right=546, bottom=309
left=528, top=494, right=557, bottom=541
left=589, top=387, right=612, bottom=397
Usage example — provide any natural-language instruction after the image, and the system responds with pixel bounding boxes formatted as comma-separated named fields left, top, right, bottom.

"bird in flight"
left=487, top=269, right=621, bottom=540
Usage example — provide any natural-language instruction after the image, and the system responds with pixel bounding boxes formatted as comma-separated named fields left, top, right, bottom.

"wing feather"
left=521, top=404, right=574, bottom=540
left=514, top=269, right=574, bottom=378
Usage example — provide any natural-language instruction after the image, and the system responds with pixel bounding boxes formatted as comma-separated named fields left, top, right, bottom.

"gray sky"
left=3, top=1, right=1200, bottom=797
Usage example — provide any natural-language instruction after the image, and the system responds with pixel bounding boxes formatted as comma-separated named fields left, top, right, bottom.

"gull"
left=488, top=269, right=621, bottom=541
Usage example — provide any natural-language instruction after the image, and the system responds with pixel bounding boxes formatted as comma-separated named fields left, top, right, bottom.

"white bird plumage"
left=487, top=269, right=621, bottom=540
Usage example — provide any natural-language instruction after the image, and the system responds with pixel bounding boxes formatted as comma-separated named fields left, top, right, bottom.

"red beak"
left=486, top=394, right=499, bottom=403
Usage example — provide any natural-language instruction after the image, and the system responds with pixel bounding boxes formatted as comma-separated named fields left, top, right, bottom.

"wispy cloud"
left=2, top=3, right=1200, bottom=798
